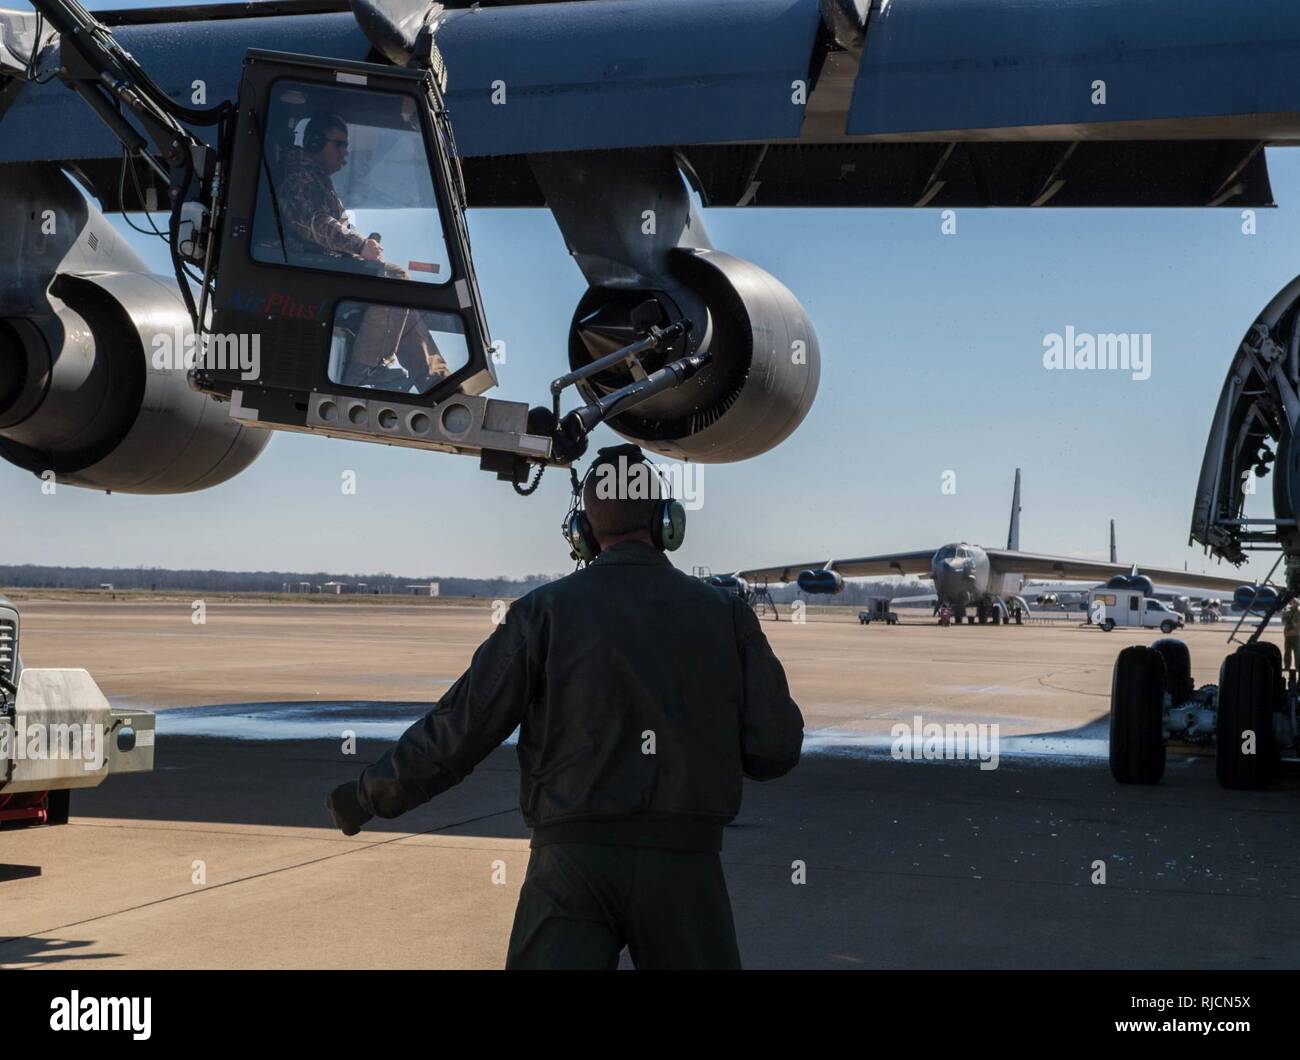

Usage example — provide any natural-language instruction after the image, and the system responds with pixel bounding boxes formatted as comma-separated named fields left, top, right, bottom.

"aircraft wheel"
left=1151, top=637, right=1194, bottom=703
left=1217, top=648, right=1278, bottom=790
left=45, top=788, right=71, bottom=826
left=1014, top=611, right=1023, bottom=625
left=992, top=610, right=1002, bottom=626
left=1109, top=645, right=1166, bottom=785
left=1100, top=619, right=1116, bottom=632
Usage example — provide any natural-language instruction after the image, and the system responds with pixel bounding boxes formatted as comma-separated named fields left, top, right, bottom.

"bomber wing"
left=735, top=550, right=936, bottom=585
left=983, top=550, right=1248, bottom=595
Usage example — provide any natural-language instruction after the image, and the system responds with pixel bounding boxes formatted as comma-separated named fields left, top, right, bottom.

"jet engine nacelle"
left=797, top=569, right=844, bottom=595
left=0, top=164, right=268, bottom=494
left=1234, top=585, right=1279, bottom=612
left=0, top=273, right=269, bottom=494
left=568, top=248, right=820, bottom=463
left=705, top=574, right=750, bottom=596
left=1106, top=574, right=1155, bottom=597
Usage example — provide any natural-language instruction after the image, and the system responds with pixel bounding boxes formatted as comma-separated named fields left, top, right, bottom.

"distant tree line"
left=0, top=565, right=559, bottom=598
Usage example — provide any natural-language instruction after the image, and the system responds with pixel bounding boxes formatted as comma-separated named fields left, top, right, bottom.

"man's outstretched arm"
left=733, top=598, right=804, bottom=781
left=327, top=609, right=535, bottom=834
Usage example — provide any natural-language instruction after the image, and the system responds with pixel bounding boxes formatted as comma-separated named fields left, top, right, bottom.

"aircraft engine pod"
left=797, top=569, right=844, bottom=595
left=0, top=273, right=270, bottom=494
left=1233, top=585, right=1280, bottom=611
left=566, top=248, right=820, bottom=463
left=1105, top=574, right=1155, bottom=597
left=705, top=575, right=749, bottom=595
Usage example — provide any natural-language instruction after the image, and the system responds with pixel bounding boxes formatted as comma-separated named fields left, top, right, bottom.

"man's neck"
left=599, top=533, right=656, bottom=551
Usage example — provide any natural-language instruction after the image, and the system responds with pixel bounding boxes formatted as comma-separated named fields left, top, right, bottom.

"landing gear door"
left=200, top=49, right=498, bottom=445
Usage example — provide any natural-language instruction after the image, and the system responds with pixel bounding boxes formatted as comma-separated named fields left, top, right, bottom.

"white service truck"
left=1089, top=587, right=1185, bottom=634
left=0, top=595, right=154, bottom=827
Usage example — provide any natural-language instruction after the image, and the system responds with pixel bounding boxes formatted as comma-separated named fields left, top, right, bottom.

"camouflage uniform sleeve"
left=278, top=170, right=367, bottom=257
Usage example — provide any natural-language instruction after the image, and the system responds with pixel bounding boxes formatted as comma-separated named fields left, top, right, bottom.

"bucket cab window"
left=330, top=300, right=469, bottom=395
left=253, top=80, right=452, bottom=285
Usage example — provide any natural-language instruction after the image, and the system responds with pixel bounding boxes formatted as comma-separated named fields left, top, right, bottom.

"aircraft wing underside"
left=1, top=0, right=1297, bottom=209
left=982, top=549, right=1248, bottom=596
left=736, top=550, right=936, bottom=585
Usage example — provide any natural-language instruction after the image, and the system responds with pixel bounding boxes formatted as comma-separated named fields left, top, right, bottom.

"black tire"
left=1151, top=637, right=1194, bottom=704
left=1160, top=619, right=1177, bottom=635
left=45, top=788, right=71, bottom=826
left=1217, top=648, right=1278, bottom=790
left=1237, top=641, right=1285, bottom=701
left=1110, top=645, right=1167, bottom=784
left=1100, top=618, right=1116, bottom=632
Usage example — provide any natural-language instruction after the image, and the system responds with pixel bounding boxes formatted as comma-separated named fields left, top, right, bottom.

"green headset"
left=303, top=113, right=345, bottom=154
left=563, top=444, right=687, bottom=564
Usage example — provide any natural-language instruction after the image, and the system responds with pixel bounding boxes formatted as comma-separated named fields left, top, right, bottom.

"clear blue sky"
left=1, top=0, right=1293, bottom=584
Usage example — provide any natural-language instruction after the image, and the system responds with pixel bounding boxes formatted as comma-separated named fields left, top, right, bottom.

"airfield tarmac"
left=2, top=597, right=1298, bottom=968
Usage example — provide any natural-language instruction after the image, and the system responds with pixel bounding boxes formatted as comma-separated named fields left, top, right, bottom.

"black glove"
left=326, top=780, right=373, bottom=836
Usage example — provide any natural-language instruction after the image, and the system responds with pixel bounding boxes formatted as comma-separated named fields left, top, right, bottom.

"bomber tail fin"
left=1006, top=468, right=1022, bottom=551
left=1110, top=519, right=1117, bottom=563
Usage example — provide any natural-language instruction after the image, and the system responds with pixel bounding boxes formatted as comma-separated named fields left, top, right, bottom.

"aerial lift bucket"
left=195, top=50, right=550, bottom=462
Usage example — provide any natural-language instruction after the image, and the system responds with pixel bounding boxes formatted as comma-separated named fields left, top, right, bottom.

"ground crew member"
left=279, top=113, right=448, bottom=388
left=326, top=444, right=804, bottom=968
left=1283, top=599, right=1300, bottom=673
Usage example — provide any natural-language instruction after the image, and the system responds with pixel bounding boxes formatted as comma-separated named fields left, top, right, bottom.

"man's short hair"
left=303, top=113, right=347, bottom=152
left=583, top=450, right=663, bottom=543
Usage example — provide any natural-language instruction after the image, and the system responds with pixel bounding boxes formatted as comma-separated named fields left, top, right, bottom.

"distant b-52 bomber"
left=726, top=471, right=1248, bottom=625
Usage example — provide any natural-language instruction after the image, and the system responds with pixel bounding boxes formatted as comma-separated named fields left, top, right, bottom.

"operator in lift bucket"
left=279, top=112, right=448, bottom=390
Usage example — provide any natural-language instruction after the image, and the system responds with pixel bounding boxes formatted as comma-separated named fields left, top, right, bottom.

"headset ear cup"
left=655, top=499, right=687, bottom=552
left=579, top=513, right=601, bottom=562
left=304, top=130, right=324, bottom=153
left=567, top=511, right=601, bottom=563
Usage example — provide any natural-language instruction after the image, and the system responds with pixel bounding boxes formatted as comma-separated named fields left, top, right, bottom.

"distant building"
left=405, top=582, right=440, bottom=597
left=321, top=581, right=346, bottom=594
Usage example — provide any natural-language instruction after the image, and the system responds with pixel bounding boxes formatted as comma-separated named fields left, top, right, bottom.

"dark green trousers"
left=505, top=842, right=742, bottom=969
